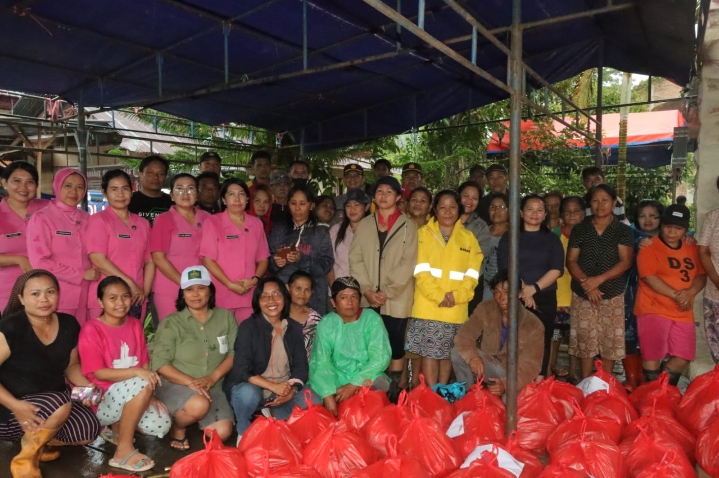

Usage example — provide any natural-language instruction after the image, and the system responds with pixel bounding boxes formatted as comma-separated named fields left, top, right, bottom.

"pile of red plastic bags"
left=162, top=362, right=719, bottom=478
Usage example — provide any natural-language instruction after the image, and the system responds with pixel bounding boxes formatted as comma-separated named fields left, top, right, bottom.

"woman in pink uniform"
left=26, top=168, right=100, bottom=324
left=86, top=170, right=154, bottom=320
left=200, top=178, right=269, bottom=323
left=0, top=161, right=49, bottom=311
left=150, top=173, right=210, bottom=321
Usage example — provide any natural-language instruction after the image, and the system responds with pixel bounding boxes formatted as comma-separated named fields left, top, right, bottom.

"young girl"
left=287, top=271, right=323, bottom=361
left=78, top=277, right=171, bottom=472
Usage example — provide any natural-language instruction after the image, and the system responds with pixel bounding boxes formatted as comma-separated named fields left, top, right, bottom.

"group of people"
left=0, top=151, right=714, bottom=477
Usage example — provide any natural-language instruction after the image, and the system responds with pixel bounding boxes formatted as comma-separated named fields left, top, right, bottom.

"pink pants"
left=637, top=314, right=696, bottom=361
left=228, top=307, right=253, bottom=324
left=153, top=293, right=178, bottom=322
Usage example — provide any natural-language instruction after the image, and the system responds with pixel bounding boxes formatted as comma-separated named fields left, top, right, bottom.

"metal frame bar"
left=506, top=0, right=522, bottom=433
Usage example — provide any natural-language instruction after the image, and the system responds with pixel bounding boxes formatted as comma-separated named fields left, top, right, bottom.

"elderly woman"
left=150, top=173, right=211, bottom=321
left=0, top=270, right=100, bottom=477
left=406, top=190, right=483, bottom=387
left=86, top=169, right=153, bottom=321
left=152, top=266, right=237, bottom=448
left=309, top=277, right=392, bottom=416
left=78, top=276, right=169, bottom=472
left=26, top=168, right=99, bottom=324
left=567, top=184, right=634, bottom=379
left=200, top=178, right=270, bottom=323
left=0, top=161, right=49, bottom=311
left=349, top=176, right=417, bottom=401
left=223, top=277, right=318, bottom=441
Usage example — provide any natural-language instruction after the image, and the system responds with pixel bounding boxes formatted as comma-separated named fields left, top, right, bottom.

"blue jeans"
left=230, top=382, right=321, bottom=435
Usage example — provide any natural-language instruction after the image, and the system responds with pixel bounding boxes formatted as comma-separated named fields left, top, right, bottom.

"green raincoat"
left=309, top=308, right=391, bottom=398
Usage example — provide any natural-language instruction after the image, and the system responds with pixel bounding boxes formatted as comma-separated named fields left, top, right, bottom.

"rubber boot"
left=10, top=427, right=59, bottom=478
left=643, top=368, right=660, bottom=383
left=39, top=446, right=60, bottom=463
left=387, top=371, right=404, bottom=404
left=622, top=354, right=644, bottom=392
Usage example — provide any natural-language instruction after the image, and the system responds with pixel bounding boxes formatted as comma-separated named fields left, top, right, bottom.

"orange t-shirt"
left=634, top=237, right=705, bottom=322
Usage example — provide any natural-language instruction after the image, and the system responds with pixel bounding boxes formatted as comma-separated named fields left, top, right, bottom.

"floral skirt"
left=405, top=318, right=462, bottom=360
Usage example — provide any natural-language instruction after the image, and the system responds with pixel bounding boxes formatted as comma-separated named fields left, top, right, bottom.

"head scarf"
left=51, top=168, right=87, bottom=218
left=2, top=269, right=57, bottom=318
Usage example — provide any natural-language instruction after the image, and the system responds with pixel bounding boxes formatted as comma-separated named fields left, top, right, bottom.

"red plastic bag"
left=171, top=429, right=248, bottom=478
left=696, top=405, right=719, bottom=476
left=446, top=449, right=516, bottom=478
left=549, top=432, right=624, bottom=478
left=453, top=374, right=506, bottom=418
left=621, top=399, right=695, bottom=464
left=581, top=383, right=637, bottom=427
left=287, top=389, right=337, bottom=445
left=543, top=376, right=585, bottom=419
left=588, top=359, right=627, bottom=397
left=238, top=416, right=303, bottom=477
left=622, top=424, right=694, bottom=478
left=628, top=371, right=682, bottom=418
left=398, top=403, right=462, bottom=477
left=407, top=374, right=455, bottom=430
left=451, top=394, right=506, bottom=459
left=634, top=451, right=697, bottom=478
left=363, top=390, right=416, bottom=457
left=538, top=463, right=588, bottom=477
left=350, top=436, right=429, bottom=478
left=547, top=402, right=622, bottom=454
left=338, top=379, right=390, bottom=432
left=677, top=364, right=719, bottom=436
left=515, top=380, right=572, bottom=454
left=257, top=451, right=322, bottom=478
left=502, top=431, right=543, bottom=478
left=303, top=421, right=378, bottom=478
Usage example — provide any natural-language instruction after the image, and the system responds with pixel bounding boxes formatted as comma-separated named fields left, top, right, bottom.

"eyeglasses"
left=173, top=187, right=197, bottom=195
left=260, top=292, right=283, bottom=302
left=489, top=204, right=507, bottom=210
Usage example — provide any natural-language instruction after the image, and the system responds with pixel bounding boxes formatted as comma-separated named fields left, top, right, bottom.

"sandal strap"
left=118, top=449, right=140, bottom=466
left=132, top=456, right=154, bottom=470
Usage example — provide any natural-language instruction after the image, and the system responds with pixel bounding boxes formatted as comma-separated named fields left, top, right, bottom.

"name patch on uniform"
left=178, top=233, right=192, bottom=238
left=225, top=235, right=239, bottom=240
left=55, top=231, right=72, bottom=236
left=459, top=247, right=471, bottom=253
left=118, top=234, right=131, bottom=239
left=5, top=232, right=21, bottom=238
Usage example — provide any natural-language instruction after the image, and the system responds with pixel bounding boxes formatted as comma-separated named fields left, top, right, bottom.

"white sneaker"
left=236, top=434, right=242, bottom=447
left=260, top=407, right=272, bottom=418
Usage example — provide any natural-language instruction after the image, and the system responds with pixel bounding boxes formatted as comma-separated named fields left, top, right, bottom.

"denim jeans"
left=230, top=382, right=321, bottom=435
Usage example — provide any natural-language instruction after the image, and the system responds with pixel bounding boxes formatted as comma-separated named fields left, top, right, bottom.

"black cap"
left=469, top=164, right=487, bottom=175
left=662, top=204, right=690, bottom=229
left=200, top=151, right=222, bottom=163
left=343, top=163, right=364, bottom=176
left=375, top=176, right=402, bottom=195
left=402, top=162, right=423, bottom=175
left=486, top=163, right=508, bottom=175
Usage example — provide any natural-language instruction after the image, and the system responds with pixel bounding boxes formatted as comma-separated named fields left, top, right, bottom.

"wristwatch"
left=251, top=275, right=261, bottom=282
left=533, top=283, right=541, bottom=294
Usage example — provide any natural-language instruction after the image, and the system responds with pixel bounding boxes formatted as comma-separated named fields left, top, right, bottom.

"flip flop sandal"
left=169, top=436, right=190, bottom=450
left=100, top=427, right=135, bottom=446
left=109, top=449, right=155, bottom=472
left=552, top=367, right=569, bottom=377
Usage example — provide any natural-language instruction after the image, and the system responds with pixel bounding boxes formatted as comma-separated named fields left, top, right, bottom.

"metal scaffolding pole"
left=506, top=0, right=522, bottom=433
left=77, top=103, right=88, bottom=210
left=595, top=40, right=605, bottom=166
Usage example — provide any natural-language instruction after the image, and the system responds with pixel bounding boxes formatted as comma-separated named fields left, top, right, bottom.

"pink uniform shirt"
left=26, top=200, right=92, bottom=321
left=85, top=208, right=150, bottom=309
left=0, top=198, right=49, bottom=309
left=78, top=317, right=149, bottom=393
left=199, top=211, right=270, bottom=309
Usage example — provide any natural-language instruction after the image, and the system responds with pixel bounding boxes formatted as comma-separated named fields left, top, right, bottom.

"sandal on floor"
left=101, top=427, right=135, bottom=446
left=170, top=436, right=190, bottom=450
left=552, top=367, right=569, bottom=378
left=108, top=449, right=155, bottom=472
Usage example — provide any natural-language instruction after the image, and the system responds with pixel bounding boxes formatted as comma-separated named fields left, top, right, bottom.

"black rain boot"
left=387, top=371, right=404, bottom=404
left=643, top=368, right=660, bottom=383
left=664, top=368, right=683, bottom=386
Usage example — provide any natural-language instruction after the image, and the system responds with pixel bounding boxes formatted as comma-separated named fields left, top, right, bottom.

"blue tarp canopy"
left=0, top=0, right=696, bottom=152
